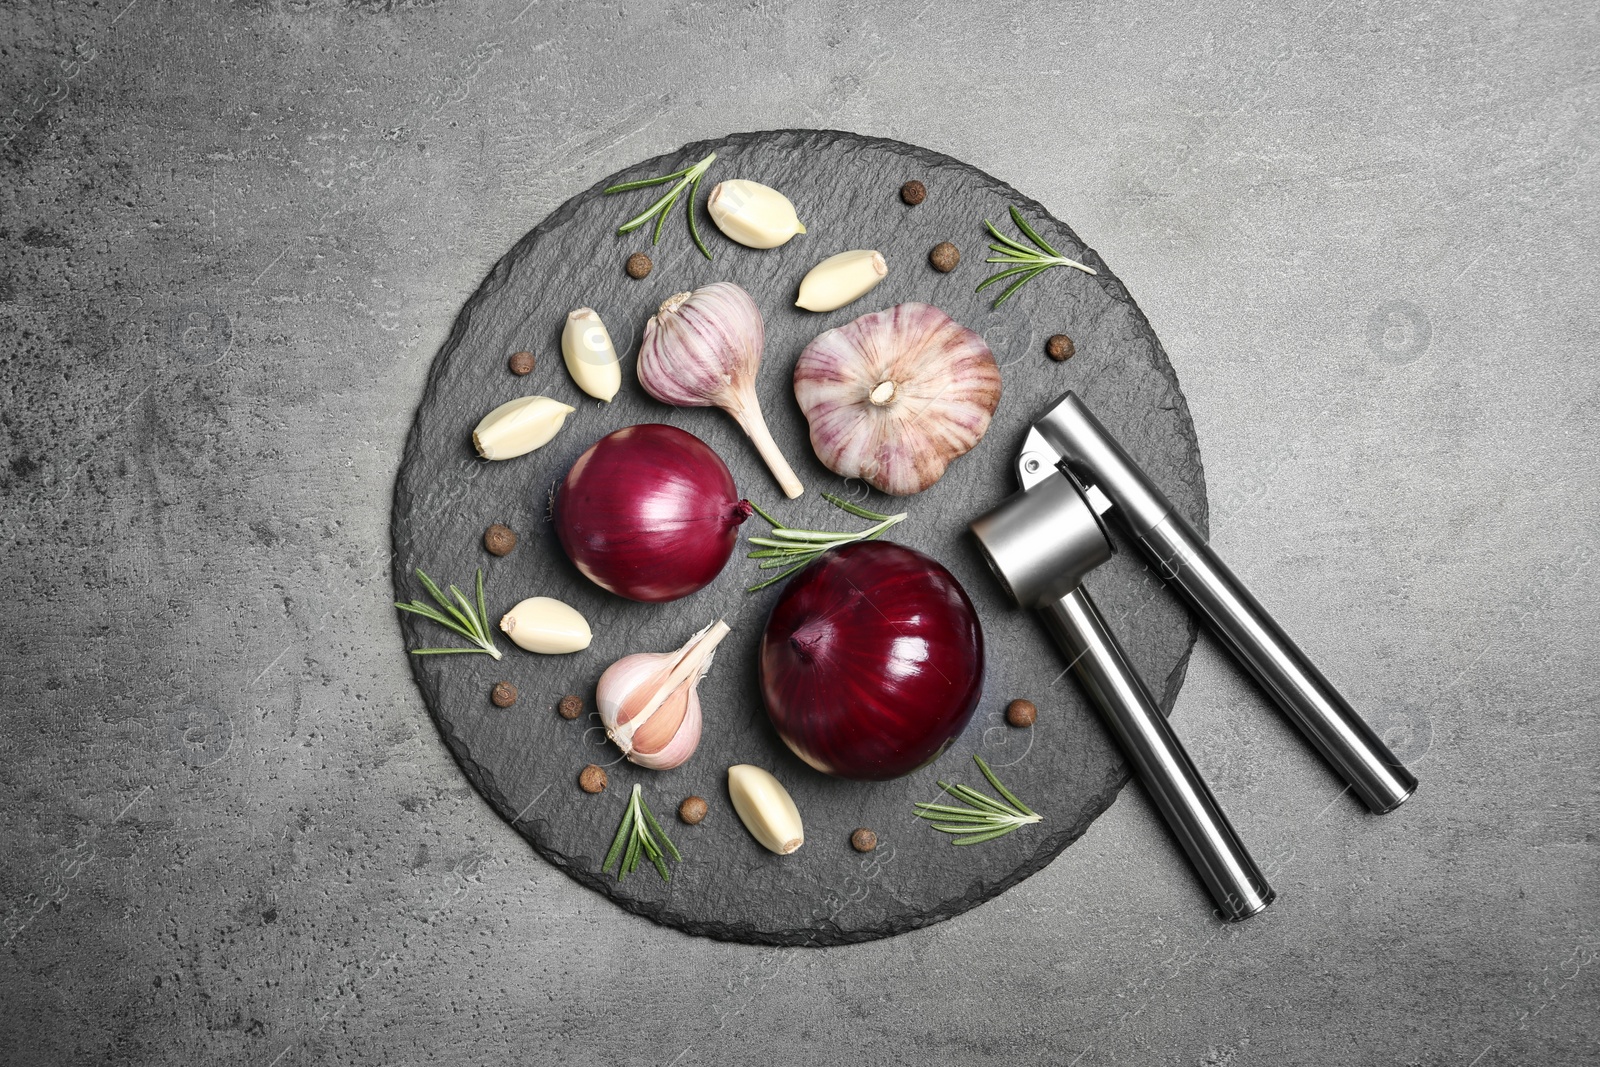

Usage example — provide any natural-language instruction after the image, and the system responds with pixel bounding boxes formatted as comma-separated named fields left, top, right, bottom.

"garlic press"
left=970, top=391, right=1416, bottom=920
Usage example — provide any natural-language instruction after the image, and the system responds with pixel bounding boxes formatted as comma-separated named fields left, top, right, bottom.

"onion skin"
left=553, top=424, right=752, bottom=603
left=758, top=541, right=985, bottom=780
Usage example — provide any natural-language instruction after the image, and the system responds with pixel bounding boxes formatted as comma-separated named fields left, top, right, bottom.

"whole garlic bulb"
left=637, top=282, right=804, bottom=499
left=793, top=303, right=1002, bottom=496
left=596, top=619, right=730, bottom=770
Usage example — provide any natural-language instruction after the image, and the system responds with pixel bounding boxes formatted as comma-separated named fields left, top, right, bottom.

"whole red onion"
left=758, top=541, right=985, bottom=780
left=553, top=424, right=752, bottom=603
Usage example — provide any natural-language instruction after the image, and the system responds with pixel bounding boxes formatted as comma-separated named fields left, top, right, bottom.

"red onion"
left=553, top=424, right=752, bottom=603
left=758, top=541, right=985, bottom=780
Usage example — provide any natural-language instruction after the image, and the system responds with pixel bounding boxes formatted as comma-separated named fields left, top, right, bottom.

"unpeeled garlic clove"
left=707, top=179, right=806, bottom=249
left=472, top=396, right=575, bottom=460
left=597, top=620, right=730, bottom=770
left=499, top=596, right=592, bottom=654
left=727, top=764, right=804, bottom=855
left=561, top=308, right=621, bottom=402
left=795, top=250, right=888, bottom=312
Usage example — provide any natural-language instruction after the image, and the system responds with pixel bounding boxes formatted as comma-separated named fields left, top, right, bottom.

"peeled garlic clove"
left=707, top=179, right=806, bottom=249
left=472, top=396, right=575, bottom=460
left=727, top=765, right=804, bottom=855
left=499, top=596, right=591, bottom=654
left=796, top=250, right=888, bottom=312
left=597, top=620, right=730, bottom=770
left=793, top=303, right=1001, bottom=496
left=637, top=283, right=804, bottom=499
left=561, top=308, right=621, bottom=402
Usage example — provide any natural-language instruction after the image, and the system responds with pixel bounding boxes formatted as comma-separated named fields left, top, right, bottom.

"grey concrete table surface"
left=2, top=1, right=1595, bottom=1065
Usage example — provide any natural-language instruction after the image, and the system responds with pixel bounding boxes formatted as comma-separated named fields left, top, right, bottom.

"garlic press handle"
left=1042, top=585, right=1274, bottom=921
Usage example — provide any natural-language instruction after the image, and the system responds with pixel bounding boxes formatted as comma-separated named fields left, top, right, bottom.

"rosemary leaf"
left=1009, top=204, right=1063, bottom=258
left=639, top=799, right=681, bottom=862
left=603, top=799, right=635, bottom=873
left=475, top=569, right=489, bottom=644
left=603, top=167, right=689, bottom=194
left=686, top=171, right=711, bottom=260
left=976, top=755, right=1036, bottom=816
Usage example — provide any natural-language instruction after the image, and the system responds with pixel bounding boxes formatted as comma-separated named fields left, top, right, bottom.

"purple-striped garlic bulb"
left=793, top=303, right=1002, bottom=496
left=596, top=619, right=730, bottom=770
left=636, top=282, right=804, bottom=499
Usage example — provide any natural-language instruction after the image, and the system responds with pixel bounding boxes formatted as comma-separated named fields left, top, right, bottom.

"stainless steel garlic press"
left=970, top=391, right=1416, bottom=920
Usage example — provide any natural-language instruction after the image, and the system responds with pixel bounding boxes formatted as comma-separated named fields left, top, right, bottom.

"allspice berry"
left=1007, top=699, right=1038, bottom=728
left=508, top=351, right=535, bottom=376
left=900, top=180, right=926, bottom=206
left=557, top=694, right=583, bottom=720
left=483, top=523, right=517, bottom=556
left=929, top=241, right=959, bottom=273
left=678, top=796, right=708, bottom=825
left=490, top=681, right=518, bottom=708
left=850, top=828, right=878, bottom=853
left=1046, top=334, right=1076, bottom=362
left=625, top=252, right=652, bottom=279
left=578, top=764, right=608, bottom=794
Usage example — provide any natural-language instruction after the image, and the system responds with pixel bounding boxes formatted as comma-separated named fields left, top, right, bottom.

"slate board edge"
left=389, top=128, right=1210, bottom=947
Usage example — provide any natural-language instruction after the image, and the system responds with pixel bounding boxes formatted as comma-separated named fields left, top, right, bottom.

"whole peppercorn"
left=578, top=764, right=608, bottom=794
left=1046, top=334, right=1076, bottom=362
left=483, top=523, right=517, bottom=556
left=678, top=796, right=709, bottom=825
left=1007, top=699, right=1038, bottom=728
left=557, top=694, right=583, bottom=720
left=489, top=681, right=518, bottom=708
left=625, top=252, right=653, bottom=279
left=850, top=828, right=878, bottom=853
left=899, top=180, right=926, bottom=206
left=508, top=351, right=535, bottom=376
left=929, top=242, right=960, bottom=273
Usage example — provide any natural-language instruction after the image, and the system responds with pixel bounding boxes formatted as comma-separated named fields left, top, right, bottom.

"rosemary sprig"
left=604, top=151, right=716, bottom=260
left=745, top=493, right=908, bottom=592
left=977, top=205, right=1099, bottom=308
left=603, top=784, right=682, bottom=882
left=914, top=755, right=1042, bottom=845
left=394, top=567, right=502, bottom=660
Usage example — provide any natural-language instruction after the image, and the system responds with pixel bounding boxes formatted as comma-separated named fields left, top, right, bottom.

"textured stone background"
left=2, top=1, right=1595, bottom=1064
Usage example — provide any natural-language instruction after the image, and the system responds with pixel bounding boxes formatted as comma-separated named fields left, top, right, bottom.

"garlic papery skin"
left=727, top=765, right=804, bottom=855
left=637, top=282, right=804, bottom=499
left=706, top=179, right=806, bottom=249
left=793, top=303, right=1001, bottom=496
left=472, top=396, right=576, bottom=460
left=498, top=597, right=592, bottom=654
left=597, top=619, right=730, bottom=770
left=795, top=250, right=888, bottom=312
left=561, top=308, right=622, bottom=402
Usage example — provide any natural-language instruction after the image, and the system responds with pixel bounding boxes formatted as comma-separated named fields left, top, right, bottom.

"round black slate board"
left=391, top=130, right=1209, bottom=946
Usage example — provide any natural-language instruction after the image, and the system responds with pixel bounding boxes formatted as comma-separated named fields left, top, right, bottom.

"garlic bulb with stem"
left=793, top=302, right=1002, bottom=496
left=596, top=619, right=730, bottom=770
left=636, top=282, right=804, bottom=499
